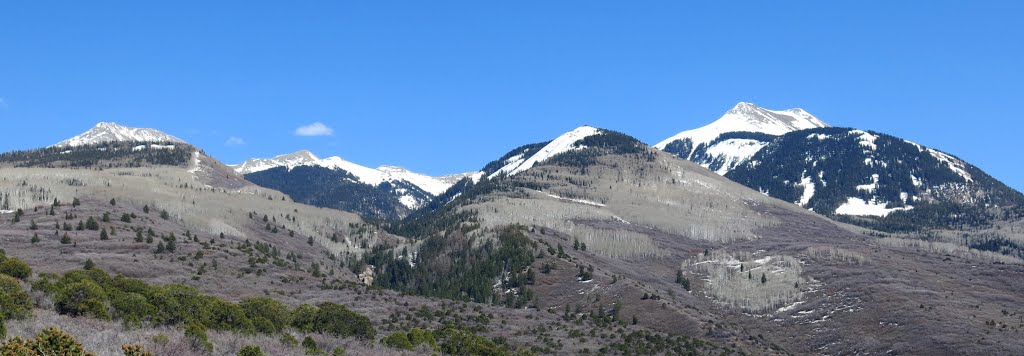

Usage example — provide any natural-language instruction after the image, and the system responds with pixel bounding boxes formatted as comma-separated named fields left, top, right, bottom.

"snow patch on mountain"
left=927, top=149, right=973, bottom=182
left=705, top=139, right=770, bottom=175
left=796, top=173, right=815, bottom=207
left=489, top=126, right=601, bottom=179
left=852, top=130, right=878, bottom=150
left=835, top=197, right=913, bottom=217
left=54, top=122, right=185, bottom=147
left=856, top=174, right=880, bottom=193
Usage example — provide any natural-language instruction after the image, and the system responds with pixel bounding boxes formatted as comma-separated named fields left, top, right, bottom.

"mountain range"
left=2, top=109, right=1022, bottom=355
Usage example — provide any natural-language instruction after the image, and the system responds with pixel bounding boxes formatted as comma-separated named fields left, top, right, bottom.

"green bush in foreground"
left=0, top=274, right=32, bottom=320
left=32, top=267, right=376, bottom=339
left=382, top=328, right=438, bottom=351
left=121, top=343, right=154, bottom=356
left=238, top=345, right=266, bottom=356
left=0, top=327, right=97, bottom=356
left=0, top=257, right=32, bottom=280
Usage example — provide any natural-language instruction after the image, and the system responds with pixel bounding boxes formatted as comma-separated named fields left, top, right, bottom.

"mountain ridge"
left=53, top=122, right=185, bottom=147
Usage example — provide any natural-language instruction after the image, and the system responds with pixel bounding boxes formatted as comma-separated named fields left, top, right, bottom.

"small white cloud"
left=295, top=122, right=334, bottom=136
left=225, top=136, right=246, bottom=146
left=0, top=98, right=7, bottom=109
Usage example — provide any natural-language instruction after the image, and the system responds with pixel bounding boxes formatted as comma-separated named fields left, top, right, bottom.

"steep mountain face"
left=232, top=150, right=475, bottom=220
left=726, top=127, right=1024, bottom=231
left=53, top=122, right=186, bottom=147
left=656, top=103, right=1024, bottom=232
left=655, top=102, right=828, bottom=174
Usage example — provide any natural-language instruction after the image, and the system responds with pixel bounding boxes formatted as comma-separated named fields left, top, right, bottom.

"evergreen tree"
left=109, top=198, right=116, bottom=206
left=31, top=233, right=40, bottom=244
left=761, top=272, right=767, bottom=284
left=84, top=259, right=95, bottom=270
left=85, top=217, right=99, bottom=230
left=61, top=233, right=72, bottom=244
left=100, top=228, right=109, bottom=240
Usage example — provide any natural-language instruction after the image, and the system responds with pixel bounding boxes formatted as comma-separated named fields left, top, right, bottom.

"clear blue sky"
left=1, top=1, right=1021, bottom=191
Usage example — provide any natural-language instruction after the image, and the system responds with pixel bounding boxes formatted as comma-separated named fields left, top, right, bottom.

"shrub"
left=184, top=322, right=214, bottom=353
left=0, top=317, right=5, bottom=340
left=312, top=302, right=375, bottom=340
left=331, top=347, right=346, bottom=356
left=203, top=297, right=254, bottom=333
left=122, top=343, right=154, bottom=356
left=150, top=284, right=208, bottom=326
left=0, top=337, right=35, bottom=354
left=0, top=257, right=31, bottom=280
left=110, top=291, right=158, bottom=327
left=435, top=327, right=503, bottom=356
left=0, top=274, right=32, bottom=320
left=408, top=328, right=438, bottom=350
left=382, top=332, right=414, bottom=350
left=301, top=336, right=321, bottom=355
left=291, top=304, right=319, bottom=333
left=55, top=280, right=110, bottom=320
left=31, top=327, right=96, bottom=356
left=238, top=345, right=266, bottom=356
left=280, top=333, right=299, bottom=347
left=240, top=297, right=292, bottom=333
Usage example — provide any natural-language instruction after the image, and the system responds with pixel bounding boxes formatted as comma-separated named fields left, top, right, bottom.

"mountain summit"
left=53, top=122, right=185, bottom=147
left=655, top=103, right=828, bottom=174
left=654, top=102, right=828, bottom=152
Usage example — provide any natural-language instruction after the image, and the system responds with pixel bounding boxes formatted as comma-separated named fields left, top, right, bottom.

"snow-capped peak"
left=230, top=150, right=322, bottom=175
left=489, top=126, right=601, bottom=179
left=654, top=102, right=828, bottom=150
left=231, top=151, right=473, bottom=196
left=53, top=122, right=186, bottom=147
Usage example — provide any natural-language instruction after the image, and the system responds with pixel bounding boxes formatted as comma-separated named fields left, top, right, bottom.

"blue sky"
left=1, top=1, right=1021, bottom=191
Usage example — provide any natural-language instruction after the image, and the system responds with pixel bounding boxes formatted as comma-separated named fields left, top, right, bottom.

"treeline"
left=0, top=141, right=192, bottom=168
